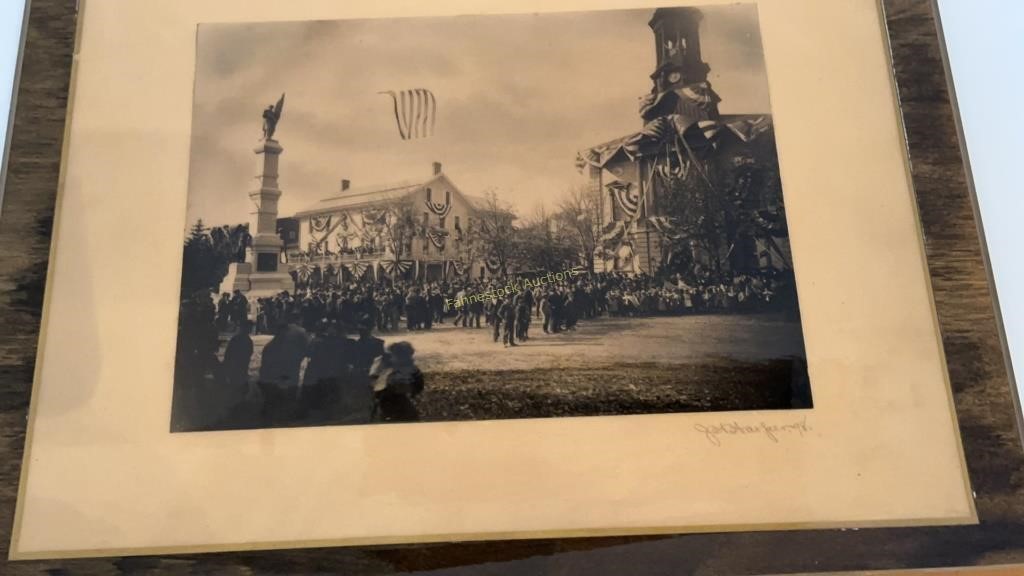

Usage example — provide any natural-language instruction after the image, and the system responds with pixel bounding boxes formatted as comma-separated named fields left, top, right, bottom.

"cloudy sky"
left=185, top=4, right=770, bottom=230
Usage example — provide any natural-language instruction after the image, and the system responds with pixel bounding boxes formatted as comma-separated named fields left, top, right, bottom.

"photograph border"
left=169, top=2, right=813, bottom=433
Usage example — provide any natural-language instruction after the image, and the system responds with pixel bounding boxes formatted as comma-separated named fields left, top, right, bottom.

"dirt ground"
left=171, top=313, right=810, bottom=430
left=248, top=313, right=807, bottom=375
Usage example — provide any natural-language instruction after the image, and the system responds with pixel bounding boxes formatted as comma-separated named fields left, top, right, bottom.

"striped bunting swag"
left=725, top=116, right=772, bottom=143
left=426, top=227, right=449, bottom=249
left=599, top=221, right=627, bottom=246
left=380, top=260, right=413, bottom=275
left=648, top=216, right=684, bottom=240
left=347, top=261, right=370, bottom=278
left=679, top=82, right=717, bottom=105
left=425, top=188, right=452, bottom=218
left=608, top=180, right=641, bottom=220
left=682, top=120, right=723, bottom=157
left=379, top=89, right=437, bottom=140
left=484, top=255, right=502, bottom=274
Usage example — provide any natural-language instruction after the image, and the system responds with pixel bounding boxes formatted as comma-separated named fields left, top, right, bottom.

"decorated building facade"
left=287, top=162, right=494, bottom=285
left=577, top=7, right=792, bottom=278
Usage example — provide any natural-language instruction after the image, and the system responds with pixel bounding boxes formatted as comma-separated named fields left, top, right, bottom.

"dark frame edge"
left=928, top=0, right=1024, bottom=450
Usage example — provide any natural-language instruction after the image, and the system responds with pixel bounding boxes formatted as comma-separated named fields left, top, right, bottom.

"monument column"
left=218, top=94, right=295, bottom=297
left=241, top=137, right=295, bottom=295
left=250, top=139, right=285, bottom=273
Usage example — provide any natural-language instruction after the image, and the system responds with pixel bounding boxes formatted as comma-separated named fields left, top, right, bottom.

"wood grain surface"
left=1, top=0, right=1022, bottom=574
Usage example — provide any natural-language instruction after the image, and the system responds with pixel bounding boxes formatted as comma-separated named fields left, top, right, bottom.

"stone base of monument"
left=219, top=262, right=295, bottom=298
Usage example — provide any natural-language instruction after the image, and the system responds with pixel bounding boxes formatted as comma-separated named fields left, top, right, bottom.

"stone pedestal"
left=218, top=138, right=295, bottom=297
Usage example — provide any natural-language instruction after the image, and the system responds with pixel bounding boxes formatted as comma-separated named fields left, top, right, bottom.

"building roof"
left=293, top=173, right=487, bottom=218
left=577, top=114, right=773, bottom=170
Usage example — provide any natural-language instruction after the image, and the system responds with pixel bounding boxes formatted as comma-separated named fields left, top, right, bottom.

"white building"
left=288, top=162, right=493, bottom=283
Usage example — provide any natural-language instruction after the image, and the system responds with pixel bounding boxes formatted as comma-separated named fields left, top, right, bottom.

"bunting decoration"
left=679, top=120, right=724, bottom=159
left=361, top=208, right=387, bottom=228
left=378, top=89, right=437, bottom=140
left=577, top=113, right=773, bottom=172
left=599, top=221, right=627, bottom=247
left=654, top=141, right=691, bottom=182
left=380, top=260, right=414, bottom=275
left=426, top=226, right=449, bottom=250
left=334, top=232, right=350, bottom=252
left=484, top=255, right=502, bottom=274
left=425, top=188, right=452, bottom=219
left=725, top=116, right=772, bottom=143
left=639, top=81, right=721, bottom=123
left=358, top=208, right=386, bottom=245
left=348, top=261, right=370, bottom=278
left=623, top=116, right=677, bottom=157
left=648, top=216, right=685, bottom=240
left=450, top=260, right=468, bottom=277
left=608, top=180, right=641, bottom=219
left=309, top=215, right=332, bottom=235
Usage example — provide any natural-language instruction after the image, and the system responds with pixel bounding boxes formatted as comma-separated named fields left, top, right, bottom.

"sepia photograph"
left=170, top=3, right=812, bottom=432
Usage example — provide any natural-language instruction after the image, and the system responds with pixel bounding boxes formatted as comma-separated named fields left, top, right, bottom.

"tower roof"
left=648, top=6, right=704, bottom=30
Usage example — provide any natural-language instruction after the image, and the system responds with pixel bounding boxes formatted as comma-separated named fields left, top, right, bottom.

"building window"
left=440, top=216, right=446, bottom=228
left=422, top=211, right=428, bottom=226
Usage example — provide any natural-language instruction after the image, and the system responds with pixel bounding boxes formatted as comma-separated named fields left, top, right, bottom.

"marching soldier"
left=498, top=296, right=517, bottom=347
left=490, top=296, right=503, bottom=343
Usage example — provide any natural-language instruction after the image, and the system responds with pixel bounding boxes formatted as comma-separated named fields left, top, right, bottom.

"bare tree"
left=475, top=189, right=519, bottom=277
left=556, top=183, right=599, bottom=272
left=453, top=210, right=483, bottom=280
left=519, top=203, right=578, bottom=272
left=377, top=196, right=417, bottom=269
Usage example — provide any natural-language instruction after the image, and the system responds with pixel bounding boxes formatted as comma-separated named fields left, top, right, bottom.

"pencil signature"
left=694, top=416, right=811, bottom=447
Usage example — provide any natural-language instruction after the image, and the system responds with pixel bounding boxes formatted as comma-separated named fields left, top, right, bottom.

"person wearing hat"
left=301, top=319, right=354, bottom=424
left=498, top=295, right=517, bottom=347
left=257, top=311, right=309, bottom=426
left=344, top=314, right=384, bottom=423
left=490, top=295, right=503, bottom=343
left=405, top=287, right=422, bottom=331
left=369, top=341, right=424, bottom=423
left=223, top=318, right=254, bottom=395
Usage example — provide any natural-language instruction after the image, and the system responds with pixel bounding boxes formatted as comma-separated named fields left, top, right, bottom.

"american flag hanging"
left=379, top=89, right=437, bottom=140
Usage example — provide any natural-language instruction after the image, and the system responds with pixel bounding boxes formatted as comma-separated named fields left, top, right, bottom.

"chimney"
left=432, top=161, right=442, bottom=176
left=341, top=179, right=350, bottom=192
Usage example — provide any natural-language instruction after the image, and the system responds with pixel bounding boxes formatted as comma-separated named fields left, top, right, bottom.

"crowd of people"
left=234, top=269, right=795, bottom=341
left=174, top=294, right=425, bottom=431
left=173, top=269, right=796, bottom=430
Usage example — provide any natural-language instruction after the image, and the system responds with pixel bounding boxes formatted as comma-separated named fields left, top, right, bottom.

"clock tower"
left=641, top=7, right=720, bottom=123
left=649, top=7, right=709, bottom=92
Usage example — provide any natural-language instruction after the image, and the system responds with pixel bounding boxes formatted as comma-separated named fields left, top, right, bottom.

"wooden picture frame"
left=1, top=0, right=1022, bottom=573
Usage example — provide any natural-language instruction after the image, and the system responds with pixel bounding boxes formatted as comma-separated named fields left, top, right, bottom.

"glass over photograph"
left=171, top=3, right=812, bottom=432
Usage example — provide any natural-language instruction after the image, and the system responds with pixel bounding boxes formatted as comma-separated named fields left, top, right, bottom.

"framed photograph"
left=2, top=0, right=1022, bottom=572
